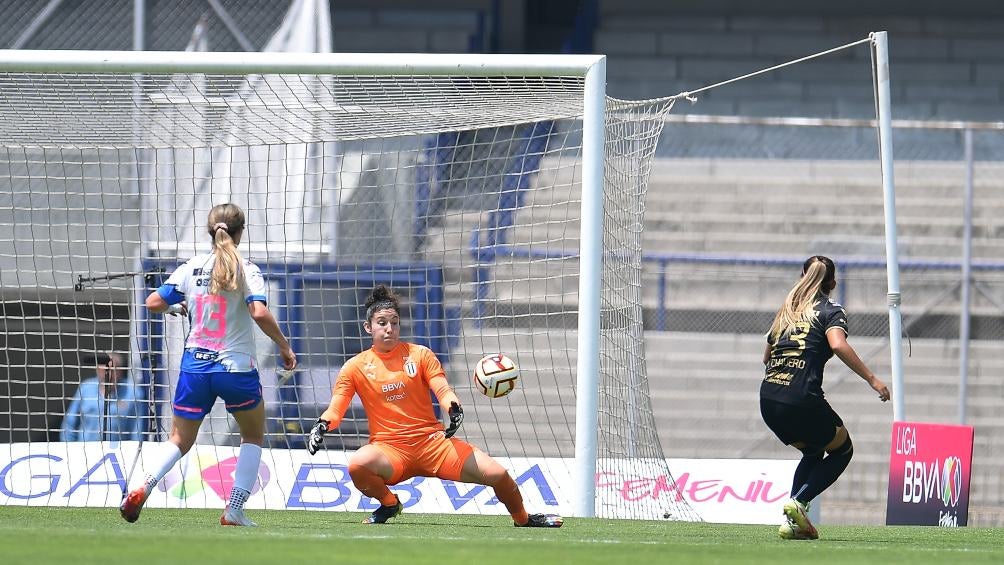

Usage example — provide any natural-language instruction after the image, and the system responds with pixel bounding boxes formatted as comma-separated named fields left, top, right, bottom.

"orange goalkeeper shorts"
left=374, top=432, right=476, bottom=485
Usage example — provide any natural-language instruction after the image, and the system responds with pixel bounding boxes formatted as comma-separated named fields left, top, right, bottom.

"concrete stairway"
left=595, top=1, right=1004, bottom=125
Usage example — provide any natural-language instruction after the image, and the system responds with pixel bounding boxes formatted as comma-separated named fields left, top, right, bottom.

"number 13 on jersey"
left=192, top=293, right=227, bottom=345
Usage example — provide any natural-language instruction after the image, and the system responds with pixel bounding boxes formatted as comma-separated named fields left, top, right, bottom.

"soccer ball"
left=473, top=353, right=519, bottom=398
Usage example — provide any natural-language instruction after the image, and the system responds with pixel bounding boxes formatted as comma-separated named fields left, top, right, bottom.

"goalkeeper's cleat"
left=778, top=517, right=813, bottom=540
left=119, top=486, right=149, bottom=523
left=220, top=506, right=257, bottom=527
left=782, top=498, right=818, bottom=540
left=515, top=513, right=564, bottom=528
left=362, top=495, right=402, bottom=524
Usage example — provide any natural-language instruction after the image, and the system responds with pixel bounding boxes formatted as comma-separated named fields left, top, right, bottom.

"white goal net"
left=0, top=50, right=697, bottom=521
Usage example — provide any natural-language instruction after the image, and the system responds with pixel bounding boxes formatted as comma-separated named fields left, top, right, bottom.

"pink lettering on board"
left=596, top=470, right=790, bottom=505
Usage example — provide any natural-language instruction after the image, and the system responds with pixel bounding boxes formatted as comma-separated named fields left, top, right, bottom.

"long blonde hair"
left=206, top=203, right=246, bottom=294
left=768, top=255, right=836, bottom=342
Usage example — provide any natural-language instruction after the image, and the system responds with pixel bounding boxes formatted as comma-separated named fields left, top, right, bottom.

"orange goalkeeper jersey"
left=329, top=342, right=449, bottom=443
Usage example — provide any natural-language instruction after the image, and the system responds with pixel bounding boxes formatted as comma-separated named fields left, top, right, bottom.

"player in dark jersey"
left=760, top=255, right=890, bottom=540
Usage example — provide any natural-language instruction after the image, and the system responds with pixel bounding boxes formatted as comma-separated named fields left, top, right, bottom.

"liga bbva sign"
left=886, top=421, right=974, bottom=527
left=0, top=442, right=796, bottom=524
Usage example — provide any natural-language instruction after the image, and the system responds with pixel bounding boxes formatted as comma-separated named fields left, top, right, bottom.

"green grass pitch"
left=2, top=507, right=1001, bottom=564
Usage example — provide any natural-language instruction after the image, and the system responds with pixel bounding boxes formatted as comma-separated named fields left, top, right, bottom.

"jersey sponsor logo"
left=380, top=381, right=405, bottom=393
left=382, top=379, right=407, bottom=402
left=404, top=359, right=417, bottom=377
left=764, top=373, right=792, bottom=386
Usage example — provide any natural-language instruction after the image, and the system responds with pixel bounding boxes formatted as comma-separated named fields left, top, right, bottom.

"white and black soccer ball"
left=472, top=353, right=519, bottom=399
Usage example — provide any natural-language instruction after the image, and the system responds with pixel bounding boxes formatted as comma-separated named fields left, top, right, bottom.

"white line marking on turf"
left=252, top=530, right=1003, bottom=553
left=255, top=530, right=678, bottom=545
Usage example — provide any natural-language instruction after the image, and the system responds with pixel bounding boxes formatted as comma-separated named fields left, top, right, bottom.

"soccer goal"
left=0, top=49, right=697, bottom=520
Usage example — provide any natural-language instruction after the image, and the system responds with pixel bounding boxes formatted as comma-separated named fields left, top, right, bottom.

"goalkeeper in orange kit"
left=307, top=284, right=562, bottom=527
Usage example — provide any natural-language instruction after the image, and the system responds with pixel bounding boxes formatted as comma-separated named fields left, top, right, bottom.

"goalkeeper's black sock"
left=796, top=436, right=853, bottom=504
left=348, top=462, right=397, bottom=507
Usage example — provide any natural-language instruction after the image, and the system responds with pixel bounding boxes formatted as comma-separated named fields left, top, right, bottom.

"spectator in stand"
left=61, top=351, right=145, bottom=442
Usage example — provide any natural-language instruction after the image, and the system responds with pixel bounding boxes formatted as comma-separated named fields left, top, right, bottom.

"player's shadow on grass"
left=405, top=518, right=496, bottom=528
left=299, top=515, right=495, bottom=527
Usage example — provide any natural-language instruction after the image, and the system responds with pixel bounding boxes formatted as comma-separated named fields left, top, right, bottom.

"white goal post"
left=0, top=49, right=695, bottom=520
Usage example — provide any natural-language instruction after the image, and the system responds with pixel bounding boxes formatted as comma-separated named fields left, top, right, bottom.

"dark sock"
left=797, top=436, right=853, bottom=504
left=791, top=449, right=824, bottom=499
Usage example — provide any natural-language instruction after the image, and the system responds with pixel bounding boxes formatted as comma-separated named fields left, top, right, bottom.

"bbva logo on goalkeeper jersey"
left=159, top=455, right=271, bottom=500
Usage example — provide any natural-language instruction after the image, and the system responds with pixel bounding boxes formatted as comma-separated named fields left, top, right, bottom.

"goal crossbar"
left=0, top=49, right=604, bottom=77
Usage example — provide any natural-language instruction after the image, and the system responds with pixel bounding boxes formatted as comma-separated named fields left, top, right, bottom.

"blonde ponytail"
left=768, top=259, right=832, bottom=342
left=206, top=203, right=246, bottom=295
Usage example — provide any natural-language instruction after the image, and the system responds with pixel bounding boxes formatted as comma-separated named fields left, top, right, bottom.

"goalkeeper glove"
left=165, top=303, right=187, bottom=317
left=307, top=419, right=328, bottom=455
left=444, top=402, right=464, bottom=439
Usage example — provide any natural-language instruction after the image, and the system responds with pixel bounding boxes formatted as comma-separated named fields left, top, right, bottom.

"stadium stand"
left=597, top=0, right=1004, bottom=124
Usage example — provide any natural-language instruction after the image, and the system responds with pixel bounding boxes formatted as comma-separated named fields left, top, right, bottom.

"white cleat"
left=220, top=506, right=257, bottom=527
left=778, top=517, right=812, bottom=540
left=782, top=498, right=818, bottom=540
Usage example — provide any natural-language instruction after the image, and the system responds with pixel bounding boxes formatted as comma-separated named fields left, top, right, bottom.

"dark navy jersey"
left=760, top=294, right=849, bottom=407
